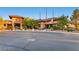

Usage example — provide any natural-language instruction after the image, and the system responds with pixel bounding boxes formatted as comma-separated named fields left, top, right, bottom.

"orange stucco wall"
left=0, top=21, right=4, bottom=30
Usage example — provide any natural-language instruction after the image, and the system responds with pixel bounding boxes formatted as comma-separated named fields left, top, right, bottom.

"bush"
left=7, top=26, right=13, bottom=30
left=49, top=25, right=61, bottom=30
left=66, top=28, right=75, bottom=32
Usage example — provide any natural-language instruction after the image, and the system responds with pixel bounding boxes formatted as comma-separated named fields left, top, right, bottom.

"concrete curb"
left=2, top=30, right=79, bottom=35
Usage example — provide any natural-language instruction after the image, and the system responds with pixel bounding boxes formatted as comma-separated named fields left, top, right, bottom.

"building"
left=38, top=18, right=58, bottom=29
left=9, top=15, right=24, bottom=30
left=0, top=15, right=25, bottom=30
left=0, top=20, right=5, bottom=30
left=0, top=16, right=59, bottom=30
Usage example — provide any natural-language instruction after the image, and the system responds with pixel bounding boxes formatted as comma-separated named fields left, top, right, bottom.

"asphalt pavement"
left=0, top=31, right=79, bottom=51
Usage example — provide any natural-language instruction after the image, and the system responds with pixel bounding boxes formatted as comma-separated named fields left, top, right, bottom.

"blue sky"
left=0, top=7, right=79, bottom=20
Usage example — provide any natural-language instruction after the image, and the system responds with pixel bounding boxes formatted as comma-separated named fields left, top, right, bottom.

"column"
left=12, top=23, right=15, bottom=30
left=20, top=23, right=23, bottom=30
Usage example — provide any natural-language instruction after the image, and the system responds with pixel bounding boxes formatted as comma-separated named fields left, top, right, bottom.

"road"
left=0, top=31, right=79, bottom=51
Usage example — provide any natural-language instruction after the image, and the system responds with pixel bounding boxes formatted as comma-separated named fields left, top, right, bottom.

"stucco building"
left=0, top=15, right=25, bottom=30
left=0, top=16, right=59, bottom=30
left=38, top=18, right=58, bottom=29
left=0, top=20, right=5, bottom=30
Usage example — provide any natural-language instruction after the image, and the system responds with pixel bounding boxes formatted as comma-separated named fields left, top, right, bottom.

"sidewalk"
left=1, top=29, right=79, bottom=35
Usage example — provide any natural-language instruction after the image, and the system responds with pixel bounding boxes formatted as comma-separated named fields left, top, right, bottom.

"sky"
left=0, top=7, right=79, bottom=20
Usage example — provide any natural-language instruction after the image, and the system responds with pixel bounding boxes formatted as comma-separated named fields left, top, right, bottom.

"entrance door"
left=14, top=23, right=20, bottom=30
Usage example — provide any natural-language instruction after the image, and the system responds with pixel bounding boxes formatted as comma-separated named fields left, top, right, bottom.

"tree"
left=0, top=17, right=3, bottom=21
left=48, top=15, right=69, bottom=30
left=72, top=9, right=79, bottom=20
left=57, top=15, right=69, bottom=30
left=71, top=9, right=79, bottom=30
left=23, top=17, right=39, bottom=29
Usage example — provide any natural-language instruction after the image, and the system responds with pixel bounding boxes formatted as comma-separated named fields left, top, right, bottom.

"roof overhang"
left=9, top=15, right=24, bottom=19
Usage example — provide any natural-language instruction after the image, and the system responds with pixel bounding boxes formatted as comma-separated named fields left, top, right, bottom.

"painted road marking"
left=27, top=38, right=36, bottom=42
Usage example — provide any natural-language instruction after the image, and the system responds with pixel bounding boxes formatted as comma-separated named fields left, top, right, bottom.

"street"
left=0, top=31, right=79, bottom=51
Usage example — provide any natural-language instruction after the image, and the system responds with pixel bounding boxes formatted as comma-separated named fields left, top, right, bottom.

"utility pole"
left=52, top=7, right=54, bottom=19
left=45, top=7, right=47, bottom=19
left=39, top=10, right=41, bottom=20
